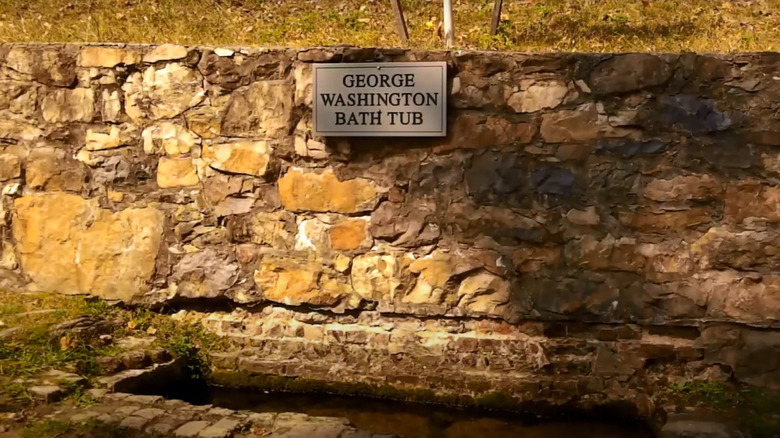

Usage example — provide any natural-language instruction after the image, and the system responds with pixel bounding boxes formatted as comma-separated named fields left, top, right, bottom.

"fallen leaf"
left=146, top=327, right=157, bottom=335
left=59, top=336, right=75, bottom=351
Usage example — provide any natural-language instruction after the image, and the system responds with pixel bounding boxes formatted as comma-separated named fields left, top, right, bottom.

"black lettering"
left=405, top=73, right=415, bottom=87
left=388, top=111, right=398, bottom=125
left=370, top=110, right=382, bottom=125
left=425, top=92, right=438, bottom=106
left=343, top=75, right=355, bottom=88
left=412, top=112, right=423, bottom=125
left=321, top=93, right=337, bottom=106
left=412, top=93, right=425, bottom=106
left=335, top=112, right=346, bottom=125
left=379, top=74, right=390, bottom=88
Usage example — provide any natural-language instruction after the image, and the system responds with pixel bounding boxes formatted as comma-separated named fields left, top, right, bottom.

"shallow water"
left=150, top=383, right=654, bottom=438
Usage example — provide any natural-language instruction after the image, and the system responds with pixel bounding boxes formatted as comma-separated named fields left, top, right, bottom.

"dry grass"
left=0, top=0, right=776, bottom=52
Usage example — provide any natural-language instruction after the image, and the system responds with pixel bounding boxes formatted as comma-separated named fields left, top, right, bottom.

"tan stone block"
left=566, top=206, right=600, bottom=226
left=643, top=174, right=722, bottom=202
left=564, top=235, right=645, bottom=273
left=78, top=46, right=141, bottom=67
left=26, top=147, right=85, bottom=192
left=540, top=103, right=600, bottom=143
left=507, top=80, right=568, bottom=113
left=254, top=256, right=352, bottom=307
left=0, top=121, right=42, bottom=141
left=100, top=89, right=122, bottom=122
left=328, top=218, right=371, bottom=251
left=725, top=180, right=780, bottom=223
left=157, top=157, right=199, bottom=188
left=3, top=47, right=77, bottom=87
left=85, top=126, right=126, bottom=151
left=122, top=63, right=205, bottom=122
left=456, top=271, right=510, bottom=316
left=511, top=246, right=562, bottom=273
left=403, top=250, right=482, bottom=306
left=184, top=106, right=222, bottom=139
left=691, top=226, right=780, bottom=270
left=12, top=192, right=163, bottom=302
left=0, top=80, right=39, bottom=119
left=202, top=141, right=272, bottom=177
left=222, top=80, right=293, bottom=138
left=293, top=62, right=312, bottom=107
left=143, top=44, right=188, bottom=63
left=278, top=168, right=381, bottom=213
left=142, top=122, right=198, bottom=156
left=0, top=153, right=21, bottom=181
left=41, top=88, right=94, bottom=123
left=620, top=207, right=712, bottom=232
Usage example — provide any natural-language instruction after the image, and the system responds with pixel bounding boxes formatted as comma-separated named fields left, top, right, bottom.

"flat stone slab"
left=199, top=418, right=243, bottom=438
left=133, top=407, right=166, bottom=420
left=174, top=420, right=211, bottom=437
left=119, top=416, right=149, bottom=430
left=28, top=385, right=65, bottom=403
left=661, top=413, right=743, bottom=438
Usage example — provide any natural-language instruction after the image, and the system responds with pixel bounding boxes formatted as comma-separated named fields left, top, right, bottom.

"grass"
left=0, top=0, right=776, bottom=52
left=0, top=291, right=228, bottom=399
left=668, top=381, right=780, bottom=438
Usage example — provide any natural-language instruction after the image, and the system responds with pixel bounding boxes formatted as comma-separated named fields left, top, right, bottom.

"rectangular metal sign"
left=312, top=62, right=447, bottom=137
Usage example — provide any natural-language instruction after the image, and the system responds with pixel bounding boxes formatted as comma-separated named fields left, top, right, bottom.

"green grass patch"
left=0, top=0, right=776, bottom=52
left=668, top=381, right=741, bottom=409
left=0, top=291, right=228, bottom=385
left=668, top=381, right=780, bottom=438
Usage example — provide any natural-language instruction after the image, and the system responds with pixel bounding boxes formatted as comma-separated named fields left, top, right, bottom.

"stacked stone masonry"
left=1, top=43, right=779, bottom=416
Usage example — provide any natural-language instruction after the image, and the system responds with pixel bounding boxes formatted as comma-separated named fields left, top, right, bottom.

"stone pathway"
left=42, top=389, right=394, bottom=438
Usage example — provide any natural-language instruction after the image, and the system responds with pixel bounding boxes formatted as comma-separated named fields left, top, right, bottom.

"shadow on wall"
left=320, top=51, right=780, bottom=389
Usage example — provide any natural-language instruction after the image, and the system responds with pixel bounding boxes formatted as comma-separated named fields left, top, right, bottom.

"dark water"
left=152, top=384, right=654, bottom=438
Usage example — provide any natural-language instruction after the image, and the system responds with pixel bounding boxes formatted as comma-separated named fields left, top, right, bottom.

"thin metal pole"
left=390, top=0, right=409, bottom=45
left=443, top=0, right=455, bottom=48
left=490, top=0, right=503, bottom=36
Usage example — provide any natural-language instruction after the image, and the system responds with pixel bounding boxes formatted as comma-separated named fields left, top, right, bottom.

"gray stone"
left=125, top=394, right=163, bottom=405
left=133, top=408, right=166, bottom=420
left=28, top=385, right=65, bottom=403
left=119, top=416, right=150, bottom=430
left=174, top=420, right=212, bottom=437
left=198, top=418, right=243, bottom=438
left=589, top=54, right=672, bottom=95
left=84, top=388, right=108, bottom=401
left=114, top=405, right=141, bottom=416
left=661, top=413, right=741, bottom=438
left=69, top=411, right=100, bottom=423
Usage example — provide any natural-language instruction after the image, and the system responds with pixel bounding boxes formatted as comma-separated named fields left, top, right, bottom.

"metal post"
left=490, top=0, right=503, bottom=36
left=443, top=0, right=455, bottom=48
left=390, top=0, right=409, bottom=45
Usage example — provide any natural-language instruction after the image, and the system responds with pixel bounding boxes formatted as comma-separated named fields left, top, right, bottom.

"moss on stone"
left=210, top=369, right=524, bottom=412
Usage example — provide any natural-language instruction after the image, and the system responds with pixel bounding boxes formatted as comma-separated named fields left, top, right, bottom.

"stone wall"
left=1, top=43, right=779, bottom=416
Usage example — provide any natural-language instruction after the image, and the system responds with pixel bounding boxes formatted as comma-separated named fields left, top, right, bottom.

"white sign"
left=313, top=62, right=447, bottom=137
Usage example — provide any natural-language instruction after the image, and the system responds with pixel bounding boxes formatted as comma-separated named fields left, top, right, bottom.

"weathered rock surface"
left=122, top=63, right=205, bottom=122
left=1, top=44, right=779, bottom=420
left=278, top=168, right=382, bottom=213
left=202, top=141, right=272, bottom=177
left=13, top=193, right=164, bottom=302
left=222, top=81, right=293, bottom=138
